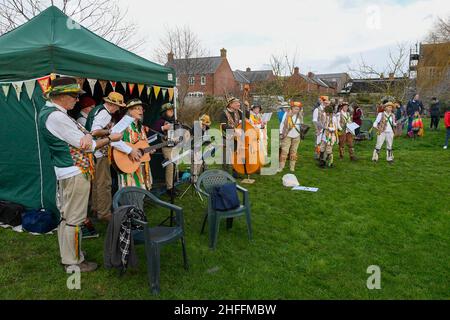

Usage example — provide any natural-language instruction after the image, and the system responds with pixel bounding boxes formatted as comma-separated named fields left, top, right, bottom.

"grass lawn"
left=0, top=115, right=449, bottom=300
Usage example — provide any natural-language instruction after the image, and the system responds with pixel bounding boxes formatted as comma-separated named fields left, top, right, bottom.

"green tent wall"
left=0, top=6, right=175, bottom=213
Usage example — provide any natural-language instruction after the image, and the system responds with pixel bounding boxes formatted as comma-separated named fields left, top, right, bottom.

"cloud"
left=120, top=0, right=450, bottom=73
left=327, top=56, right=352, bottom=70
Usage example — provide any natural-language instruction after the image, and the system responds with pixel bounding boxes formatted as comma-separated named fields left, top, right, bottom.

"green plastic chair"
left=196, top=169, right=252, bottom=249
left=356, top=119, right=374, bottom=140
left=112, top=187, right=188, bottom=295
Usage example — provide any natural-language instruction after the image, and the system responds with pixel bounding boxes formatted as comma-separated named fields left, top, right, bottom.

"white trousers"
left=372, top=131, right=394, bottom=161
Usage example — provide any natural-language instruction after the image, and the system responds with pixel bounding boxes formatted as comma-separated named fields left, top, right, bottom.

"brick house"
left=416, top=42, right=450, bottom=101
left=165, top=48, right=237, bottom=97
left=285, top=67, right=336, bottom=95
left=233, top=67, right=276, bottom=94
left=315, top=72, right=352, bottom=93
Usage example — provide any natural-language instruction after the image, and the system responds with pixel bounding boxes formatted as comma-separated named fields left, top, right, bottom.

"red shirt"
left=444, top=111, right=450, bottom=128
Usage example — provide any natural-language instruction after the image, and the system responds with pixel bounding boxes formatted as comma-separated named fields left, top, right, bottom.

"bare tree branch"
left=0, top=0, right=145, bottom=51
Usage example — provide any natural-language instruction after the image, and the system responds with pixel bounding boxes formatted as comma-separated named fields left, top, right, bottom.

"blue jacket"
left=406, top=99, right=423, bottom=116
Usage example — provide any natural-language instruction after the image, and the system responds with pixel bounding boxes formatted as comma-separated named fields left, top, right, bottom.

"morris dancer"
left=117, top=99, right=152, bottom=190
left=219, top=97, right=242, bottom=177
left=319, top=104, right=338, bottom=168
left=372, top=102, right=397, bottom=163
left=39, top=77, right=122, bottom=272
left=152, top=102, right=178, bottom=196
left=249, top=104, right=268, bottom=160
left=279, top=101, right=303, bottom=172
left=313, top=96, right=328, bottom=160
left=337, top=102, right=357, bottom=161
left=85, top=92, right=133, bottom=222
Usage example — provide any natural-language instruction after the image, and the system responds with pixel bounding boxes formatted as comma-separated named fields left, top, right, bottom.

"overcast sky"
left=121, top=0, right=449, bottom=75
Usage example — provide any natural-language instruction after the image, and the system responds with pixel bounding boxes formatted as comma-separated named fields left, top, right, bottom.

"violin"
left=232, top=85, right=262, bottom=175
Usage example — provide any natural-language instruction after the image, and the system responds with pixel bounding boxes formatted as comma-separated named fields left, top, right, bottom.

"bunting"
left=161, top=88, right=167, bottom=99
left=153, top=86, right=161, bottom=99
left=147, top=86, right=151, bottom=96
left=87, top=79, right=97, bottom=94
left=168, top=88, right=174, bottom=101
left=37, top=76, right=51, bottom=93
left=2, top=84, right=10, bottom=98
left=128, top=83, right=135, bottom=94
left=137, top=84, right=145, bottom=96
left=13, top=82, right=23, bottom=100
left=118, top=82, right=125, bottom=92
left=76, top=78, right=85, bottom=88
left=25, top=80, right=36, bottom=99
left=99, top=80, right=108, bottom=95
left=110, top=81, right=117, bottom=91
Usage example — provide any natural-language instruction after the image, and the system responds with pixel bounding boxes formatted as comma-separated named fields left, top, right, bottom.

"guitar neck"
left=142, top=142, right=168, bottom=154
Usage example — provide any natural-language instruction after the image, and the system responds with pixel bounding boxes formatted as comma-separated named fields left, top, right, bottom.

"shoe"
left=444, top=146, right=448, bottom=150
left=81, top=219, right=99, bottom=239
left=64, top=260, right=98, bottom=273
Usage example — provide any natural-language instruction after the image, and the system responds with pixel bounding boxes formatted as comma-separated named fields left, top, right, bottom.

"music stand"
left=179, top=145, right=208, bottom=201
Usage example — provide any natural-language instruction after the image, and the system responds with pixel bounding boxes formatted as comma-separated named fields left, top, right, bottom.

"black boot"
left=319, top=152, right=326, bottom=168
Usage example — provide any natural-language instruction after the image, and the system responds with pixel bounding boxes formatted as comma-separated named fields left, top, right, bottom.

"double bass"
left=232, top=85, right=262, bottom=177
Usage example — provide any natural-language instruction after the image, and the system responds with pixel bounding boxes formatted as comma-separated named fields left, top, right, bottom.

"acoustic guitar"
left=112, top=140, right=169, bottom=174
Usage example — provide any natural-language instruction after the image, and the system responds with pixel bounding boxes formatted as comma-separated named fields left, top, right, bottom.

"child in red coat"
left=444, top=110, right=450, bottom=149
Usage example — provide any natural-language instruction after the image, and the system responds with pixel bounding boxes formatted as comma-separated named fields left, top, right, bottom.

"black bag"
left=211, top=182, right=240, bottom=211
left=0, top=200, right=25, bottom=227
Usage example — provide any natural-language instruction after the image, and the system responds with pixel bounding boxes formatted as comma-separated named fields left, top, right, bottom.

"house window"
left=240, top=83, right=244, bottom=91
left=201, top=76, right=206, bottom=86
left=188, top=76, right=195, bottom=86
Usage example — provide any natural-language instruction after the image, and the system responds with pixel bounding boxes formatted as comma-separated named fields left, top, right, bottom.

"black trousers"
left=430, top=116, right=440, bottom=129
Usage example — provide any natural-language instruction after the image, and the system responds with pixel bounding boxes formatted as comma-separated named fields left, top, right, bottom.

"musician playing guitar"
left=116, top=99, right=154, bottom=190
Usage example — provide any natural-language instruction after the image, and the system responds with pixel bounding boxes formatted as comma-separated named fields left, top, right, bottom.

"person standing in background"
left=406, top=94, right=423, bottom=136
left=429, top=97, right=441, bottom=131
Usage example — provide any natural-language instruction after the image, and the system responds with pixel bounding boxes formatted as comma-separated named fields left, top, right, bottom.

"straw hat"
left=199, top=114, right=211, bottom=126
left=103, top=92, right=126, bottom=107
left=226, top=96, right=240, bottom=107
left=384, top=101, right=395, bottom=109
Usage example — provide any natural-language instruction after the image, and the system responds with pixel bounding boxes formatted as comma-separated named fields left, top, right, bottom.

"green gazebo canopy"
left=0, top=6, right=174, bottom=215
left=0, top=6, right=175, bottom=86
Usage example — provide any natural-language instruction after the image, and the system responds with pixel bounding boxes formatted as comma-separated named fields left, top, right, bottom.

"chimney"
left=389, top=73, right=395, bottom=79
left=246, top=67, right=251, bottom=72
left=220, top=48, right=227, bottom=58
left=294, top=67, right=299, bottom=75
left=380, top=73, right=384, bottom=79
left=307, top=71, right=314, bottom=78
left=167, top=51, right=174, bottom=63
